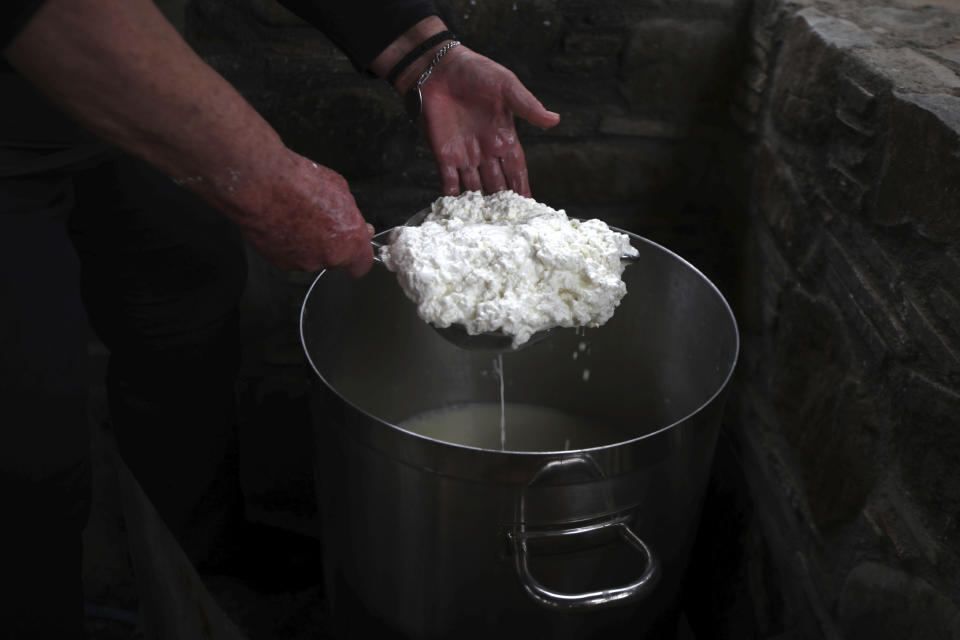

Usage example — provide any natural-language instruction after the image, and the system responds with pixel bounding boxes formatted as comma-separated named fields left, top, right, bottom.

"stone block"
left=525, top=138, right=711, bottom=206
left=892, top=369, right=960, bottom=555
left=768, top=39, right=837, bottom=144
left=858, top=5, right=953, bottom=39
left=826, top=153, right=868, bottom=207
left=837, top=562, right=960, bottom=640
left=826, top=226, right=960, bottom=377
left=823, top=228, right=915, bottom=359
left=562, top=30, right=624, bottom=56
left=895, top=281, right=960, bottom=377
left=796, top=8, right=879, bottom=49
left=836, top=76, right=877, bottom=121
left=767, top=16, right=895, bottom=224
left=818, top=244, right=895, bottom=372
left=434, top=0, right=562, bottom=68
left=533, top=110, right=605, bottom=140
left=619, top=18, right=746, bottom=119
left=891, top=0, right=960, bottom=11
left=855, top=4, right=960, bottom=50
left=750, top=143, right=823, bottom=269
left=548, top=54, right=613, bottom=77
left=769, top=10, right=880, bottom=146
left=744, top=65, right=769, bottom=95
left=927, top=42, right=960, bottom=68
left=597, top=116, right=721, bottom=140
left=858, top=48, right=960, bottom=93
left=751, top=226, right=794, bottom=333
left=768, top=287, right=880, bottom=530
left=874, top=92, right=960, bottom=247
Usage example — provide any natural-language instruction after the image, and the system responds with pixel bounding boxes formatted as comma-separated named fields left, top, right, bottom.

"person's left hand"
left=416, top=46, right=560, bottom=197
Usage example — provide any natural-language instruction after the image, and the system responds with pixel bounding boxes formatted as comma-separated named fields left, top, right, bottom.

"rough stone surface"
left=892, top=369, right=960, bottom=556
left=768, top=286, right=881, bottom=530
left=875, top=92, right=960, bottom=244
left=837, top=563, right=960, bottom=640
left=859, top=47, right=960, bottom=92
left=730, top=0, right=960, bottom=638
left=620, top=18, right=749, bottom=121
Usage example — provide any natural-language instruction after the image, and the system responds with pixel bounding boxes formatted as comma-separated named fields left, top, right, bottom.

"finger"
left=500, top=146, right=530, bottom=197
left=342, top=241, right=374, bottom=278
left=478, top=157, right=508, bottom=194
left=504, top=80, right=561, bottom=129
left=478, top=130, right=513, bottom=193
left=439, top=163, right=461, bottom=196
left=458, top=166, right=483, bottom=193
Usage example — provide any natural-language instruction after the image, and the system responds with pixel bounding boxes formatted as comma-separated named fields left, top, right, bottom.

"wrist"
left=399, top=40, right=461, bottom=120
left=197, top=140, right=294, bottom=226
left=369, top=16, right=453, bottom=94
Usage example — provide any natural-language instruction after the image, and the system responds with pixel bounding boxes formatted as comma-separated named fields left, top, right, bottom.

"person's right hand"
left=4, top=0, right=375, bottom=277
left=228, top=151, right=375, bottom=276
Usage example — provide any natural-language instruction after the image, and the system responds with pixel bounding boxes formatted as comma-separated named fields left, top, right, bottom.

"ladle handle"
left=510, top=519, right=659, bottom=611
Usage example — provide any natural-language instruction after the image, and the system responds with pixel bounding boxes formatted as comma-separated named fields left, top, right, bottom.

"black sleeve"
left=274, top=0, right=439, bottom=72
left=1, top=0, right=47, bottom=49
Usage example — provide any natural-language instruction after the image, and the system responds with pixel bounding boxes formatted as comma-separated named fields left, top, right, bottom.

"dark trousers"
left=0, top=152, right=248, bottom=638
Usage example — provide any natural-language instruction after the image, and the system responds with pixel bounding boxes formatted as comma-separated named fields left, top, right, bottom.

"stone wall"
left=691, top=1, right=960, bottom=638
left=175, top=0, right=960, bottom=637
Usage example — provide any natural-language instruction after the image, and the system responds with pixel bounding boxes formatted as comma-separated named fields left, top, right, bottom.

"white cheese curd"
left=379, top=190, right=639, bottom=348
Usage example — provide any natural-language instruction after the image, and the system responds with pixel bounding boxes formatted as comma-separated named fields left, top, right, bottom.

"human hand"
left=415, top=46, right=560, bottom=197
left=229, top=151, right=374, bottom=276
left=3, top=0, right=374, bottom=276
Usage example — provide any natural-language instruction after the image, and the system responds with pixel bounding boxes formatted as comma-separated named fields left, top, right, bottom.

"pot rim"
left=300, top=226, right=739, bottom=462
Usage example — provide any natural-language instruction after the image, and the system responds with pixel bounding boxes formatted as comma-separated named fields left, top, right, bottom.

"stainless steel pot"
left=300, top=229, right=739, bottom=639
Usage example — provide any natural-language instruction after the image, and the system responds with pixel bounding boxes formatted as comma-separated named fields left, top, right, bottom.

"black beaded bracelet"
left=385, top=30, right=457, bottom=86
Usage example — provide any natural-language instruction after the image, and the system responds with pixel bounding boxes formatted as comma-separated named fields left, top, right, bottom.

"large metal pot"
left=300, top=228, right=739, bottom=639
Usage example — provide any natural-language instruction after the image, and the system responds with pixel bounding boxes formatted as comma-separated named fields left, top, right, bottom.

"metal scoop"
left=433, top=324, right=556, bottom=352
left=371, top=209, right=636, bottom=353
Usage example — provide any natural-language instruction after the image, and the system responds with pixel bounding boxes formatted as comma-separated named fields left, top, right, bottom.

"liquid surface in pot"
left=398, top=402, right=630, bottom=452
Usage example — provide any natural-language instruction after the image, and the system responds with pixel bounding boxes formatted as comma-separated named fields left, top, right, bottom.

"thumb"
left=504, top=79, right=560, bottom=129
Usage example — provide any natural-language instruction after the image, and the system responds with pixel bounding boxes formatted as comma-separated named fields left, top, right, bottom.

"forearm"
left=274, top=0, right=438, bottom=72
left=2, top=0, right=289, bottom=222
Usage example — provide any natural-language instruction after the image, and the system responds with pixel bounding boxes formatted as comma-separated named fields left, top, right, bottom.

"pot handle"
left=510, top=518, right=659, bottom=611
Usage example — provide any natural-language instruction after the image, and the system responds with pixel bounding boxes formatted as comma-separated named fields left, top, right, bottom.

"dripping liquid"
left=493, top=354, right=505, bottom=450
left=399, top=402, right=627, bottom=452
left=399, top=335, right=626, bottom=452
